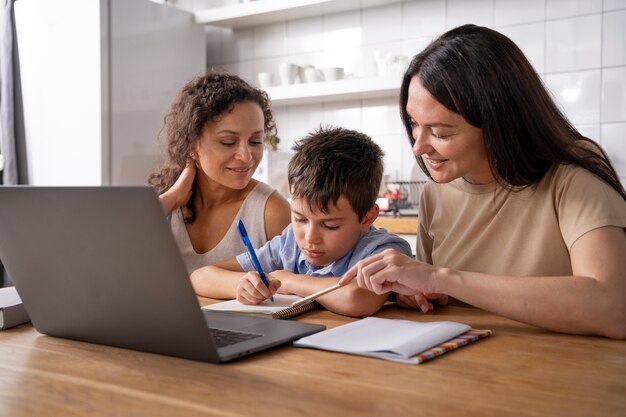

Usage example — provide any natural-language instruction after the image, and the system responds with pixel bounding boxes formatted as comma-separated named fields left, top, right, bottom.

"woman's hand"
left=396, top=293, right=449, bottom=312
left=339, top=248, right=438, bottom=296
left=158, top=159, right=196, bottom=215
left=236, top=271, right=281, bottom=305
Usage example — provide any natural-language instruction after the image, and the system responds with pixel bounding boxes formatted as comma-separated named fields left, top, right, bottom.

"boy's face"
left=291, top=196, right=373, bottom=267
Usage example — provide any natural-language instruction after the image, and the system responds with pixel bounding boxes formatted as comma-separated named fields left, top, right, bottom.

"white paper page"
left=202, top=294, right=303, bottom=314
left=0, top=287, right=23, bottom=308
left=294, top=317, right=470, bottom=360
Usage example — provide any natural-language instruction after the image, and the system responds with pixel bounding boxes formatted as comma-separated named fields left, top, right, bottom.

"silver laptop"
left=0, top=186, right=324, bottom=363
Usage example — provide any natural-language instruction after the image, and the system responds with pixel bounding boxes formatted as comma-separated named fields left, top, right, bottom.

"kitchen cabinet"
left=263, top=74, right=401, bottom=105
left=194, top=1, right=405, bottom=105
left=194, top=0, right=402, bottom=28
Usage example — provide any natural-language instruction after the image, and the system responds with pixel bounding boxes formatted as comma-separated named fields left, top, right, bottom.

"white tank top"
left=169, top=182, right=277, bottom=274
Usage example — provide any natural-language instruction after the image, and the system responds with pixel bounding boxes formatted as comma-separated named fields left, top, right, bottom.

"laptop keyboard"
left=210, top=327, right=262, bottom=348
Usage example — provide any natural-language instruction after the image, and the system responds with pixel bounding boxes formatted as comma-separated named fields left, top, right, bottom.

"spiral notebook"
left=294, top=317, right=492, bottom=364
left=202, top=294, right=320, bottom=319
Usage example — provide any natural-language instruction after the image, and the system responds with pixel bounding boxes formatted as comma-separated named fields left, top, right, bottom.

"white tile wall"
left=602, top=123, right=626, bottom=179
left=546, top=14, right=602, bottom=72
left=604, top=0, right=626, bottom=11
left=403, top=0, right=446, bottom=38
left=494, top=0, right=545, bottom=26
left=286, top=17, right=323, bottom=55
left=447, top=0, right=494, bottom=29
left=208, top=0, right=626, bottom=189
left=546, top=0, right=602, bottom=19
left=603, top=10, right=626, bottom=67
left=546, top=70, right=601, bottom=124
left=323, top=100, right=362, bottom=132
left=497, top=22, right=545, bottom=73
left=363, top=3, right=403, bottom=45
left=602, top=66, right=626, bottom=123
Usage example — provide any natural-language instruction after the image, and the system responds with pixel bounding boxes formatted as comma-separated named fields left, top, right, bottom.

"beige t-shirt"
left=170, top=181, right=277, bottom=274
left=416, top=164, right=626, bottom=277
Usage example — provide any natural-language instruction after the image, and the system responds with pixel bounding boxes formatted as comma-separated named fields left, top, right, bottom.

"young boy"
left=190, top=127, right=412, bottom=317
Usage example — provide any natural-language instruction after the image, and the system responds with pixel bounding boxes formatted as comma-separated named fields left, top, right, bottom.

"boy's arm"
left=272, top=270, right=388, bottom=318
left=190, top=258, right=246, bottom=299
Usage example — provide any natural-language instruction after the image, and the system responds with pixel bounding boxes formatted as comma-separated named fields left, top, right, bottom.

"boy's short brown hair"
left=288, top=126, right=384, bottom=221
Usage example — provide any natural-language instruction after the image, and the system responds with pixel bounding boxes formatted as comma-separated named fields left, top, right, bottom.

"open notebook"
left=294, top=317, right=492, bottom=364
left=203, top=295, right=320, bottom=319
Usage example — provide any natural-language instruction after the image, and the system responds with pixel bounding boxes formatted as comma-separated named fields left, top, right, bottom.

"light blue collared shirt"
left=236, top=224, right=412, bottom=277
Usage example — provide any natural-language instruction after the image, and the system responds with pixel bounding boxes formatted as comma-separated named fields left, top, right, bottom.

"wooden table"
left=1, top=302, right=624, bottom=417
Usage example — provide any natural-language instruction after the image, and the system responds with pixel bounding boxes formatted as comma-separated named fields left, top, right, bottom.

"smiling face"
left=291, top=196, right=374, bottom=267
left=406, top=76, right=494, bottom=185
left=194, top=101, right=265, bottom=190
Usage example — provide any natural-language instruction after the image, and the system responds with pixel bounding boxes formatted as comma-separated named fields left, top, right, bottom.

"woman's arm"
left=273, top=270, right=388, bottom=318
left=158, top=161, right=196, bottom=216
left=342, top=226, right=626, bottom=338
left=263, top=191, right=291, bottom=240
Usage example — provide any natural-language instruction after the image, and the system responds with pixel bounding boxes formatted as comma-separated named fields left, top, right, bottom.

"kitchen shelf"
left=264, top=74, right=402, bottom=106
left=194, top=0, right=402, bottom=28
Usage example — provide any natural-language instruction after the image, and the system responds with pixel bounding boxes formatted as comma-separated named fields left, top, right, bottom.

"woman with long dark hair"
left=149, top=71, right=291, bottom=274
left=341, top=25, right=626, bottom=338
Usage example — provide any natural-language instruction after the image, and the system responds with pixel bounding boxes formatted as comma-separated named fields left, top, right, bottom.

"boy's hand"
left=236, top=271, right=281, bottom=305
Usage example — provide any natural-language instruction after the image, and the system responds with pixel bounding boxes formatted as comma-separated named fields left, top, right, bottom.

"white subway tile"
left=322, top=100, right=362, bottom=132
left=374, top=133, right=404, bottom=182
left=283, top=103, right=324, bottom=145
left=574, top=124, right=601, bottom=141
left=604, top=0, right=626, bottom=11
left=323, top=10, right=362, bottom=50
left=287, top=17, right=323, bottom=55
left=403, top=0, right=446, bottom=38
left=602, top=66, right=626, bottom=122
left=362, top=97, right=403, bottom=136
left=363, top=3, right=402, bottom=45
left=498, top=23, right=546, bottom=74
left=546, top=70, right=601, bottom=124
left=602, top=10, right=626, bottom=67
left=546, top=15, right=601, bottom=72
left=403, top=37, right=436, bottom=59
left=601, top=122, right=626, bottom=176
left=253, top=23, right=287, bottom=59
left=546, top=0, right=602, bottom=19
left=495, top=0, right=545, bottom=26
left=447, top=0, right=494, bottom=29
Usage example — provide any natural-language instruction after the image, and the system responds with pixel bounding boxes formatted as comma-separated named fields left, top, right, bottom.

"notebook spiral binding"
left=271, top=300, right=321, bottom=319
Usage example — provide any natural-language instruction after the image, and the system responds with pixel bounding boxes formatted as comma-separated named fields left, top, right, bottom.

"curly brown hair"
left=148, top=71, right=277, bottom=222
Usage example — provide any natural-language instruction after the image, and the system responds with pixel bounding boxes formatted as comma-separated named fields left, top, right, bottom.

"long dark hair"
left=148, top=71, right=277, bottom=222
left=399, top=24, right=625, bottom=200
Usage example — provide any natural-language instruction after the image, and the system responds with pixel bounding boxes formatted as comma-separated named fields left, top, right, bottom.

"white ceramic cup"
left=257, top=72, right=273, bottom=88
left=322, top=67, right=344, bottom=81
left=278, top=63, right=299, bottom=85
left=304, top=67, right=324, bottom=83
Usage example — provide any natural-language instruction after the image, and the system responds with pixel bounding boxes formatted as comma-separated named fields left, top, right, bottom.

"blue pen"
left=236, top=219, right=274, bottom=302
